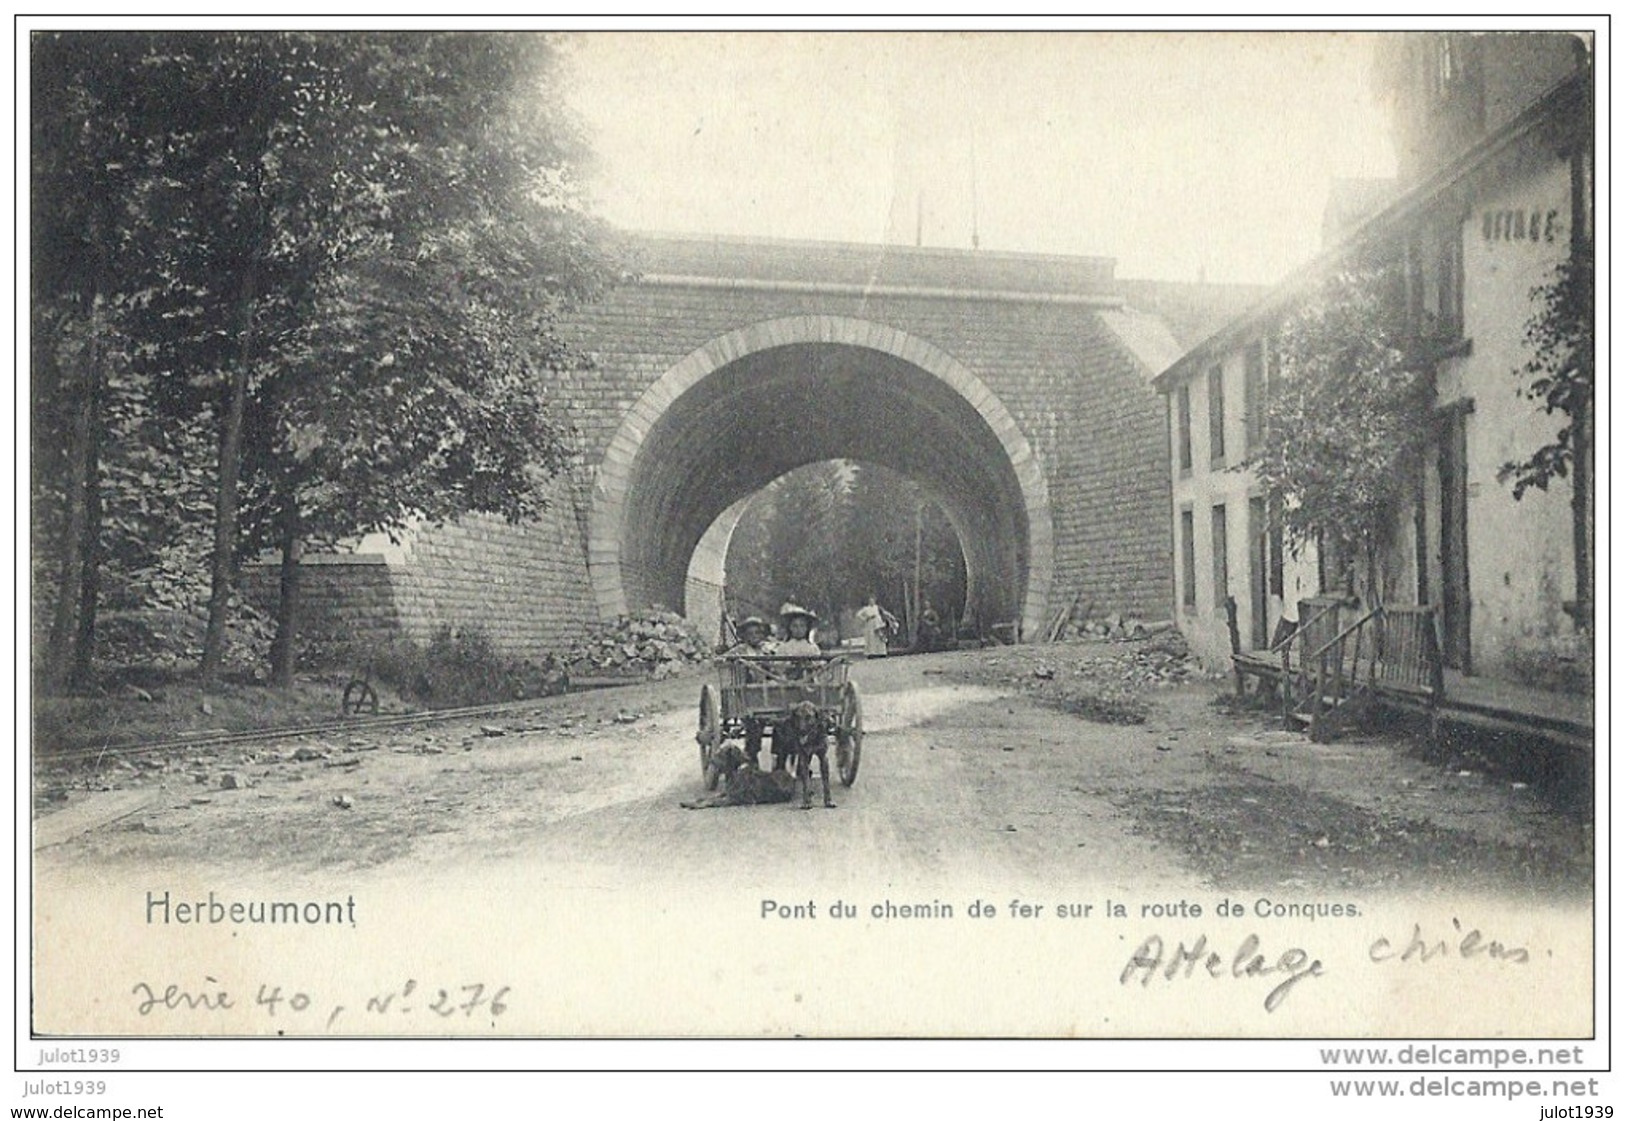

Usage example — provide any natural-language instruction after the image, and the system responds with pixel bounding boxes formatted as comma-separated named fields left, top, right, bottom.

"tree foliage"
left=1498, top=244, right=1593, bottom=499
left=1246, top=263, right=1432, bottom=603
left=844, top=463, right=963, bottom=627
left=30, top=32, right=200, bottom=689
left=721, top=486, right=779, bottom=623
left=762, top=461, right=850, bottom=627
left=30, top=31, right=616, bottom=690
left=723, top=460, right=964, bottom=638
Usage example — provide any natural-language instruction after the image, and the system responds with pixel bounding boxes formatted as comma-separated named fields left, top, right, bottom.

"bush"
left=1504, top=634, right=1593, bottom=697
left=356, top=626, right=566, bottom=709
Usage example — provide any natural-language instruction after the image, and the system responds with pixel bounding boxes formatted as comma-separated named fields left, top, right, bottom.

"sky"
left=564, top=32, right=1399, bottom=287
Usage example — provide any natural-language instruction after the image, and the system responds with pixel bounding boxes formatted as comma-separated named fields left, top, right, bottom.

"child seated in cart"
left=723, top=616, right=776, bottom=661
left=723, top=616, right=776, bottom=770
left=765, top=604, right=827, bottom=768
left=776, top=602, right=822, bottom=657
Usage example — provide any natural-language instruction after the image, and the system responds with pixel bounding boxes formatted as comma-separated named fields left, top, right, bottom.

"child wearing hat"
left=723, top=615, right=777, bottom=769
left=723, top=616, right=776, bottom=659
left=776, top=602, right=822, bottom=657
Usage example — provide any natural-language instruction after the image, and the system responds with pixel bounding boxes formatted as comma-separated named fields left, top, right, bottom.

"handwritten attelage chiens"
left=1122, top=916, right=1533, bottom=1013
left=1119, top=932, right=1324, bottom=1013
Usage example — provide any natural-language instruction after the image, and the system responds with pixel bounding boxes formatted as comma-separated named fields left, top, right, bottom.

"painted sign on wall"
left=1480, top=208, right=1562, bottom=243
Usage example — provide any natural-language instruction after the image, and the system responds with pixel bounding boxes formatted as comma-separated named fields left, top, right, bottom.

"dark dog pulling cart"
left=695, top=655, right=862, bottom=791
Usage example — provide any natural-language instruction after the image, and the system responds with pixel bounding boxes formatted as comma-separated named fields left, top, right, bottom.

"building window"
left=1178, top=384, right=1194, bottom=473
left=1405, top=232, right=1427, bottom=329
left=1207, top=364, right=1225, bottom=465
left=1244, top=340, right=1267, bottom=451
left=1406, top=219, right=1466, bottom=342
left=1434, top=35, right=1456, bottom=97
left=1212, top=503, right=1229, bottom=607
left=1573, top=140, right=1593, bottom=250
left=1428, top=34, right=1485, bottom=125
left=1414, top=468, right=1430, bottom=606
left=1180, top=507, right=1197, bottom=608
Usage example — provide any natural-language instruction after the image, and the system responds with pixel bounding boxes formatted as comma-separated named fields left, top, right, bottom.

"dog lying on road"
left=782, top=700, right=836, bottom=810
left=680, top=745, right=793, bottom=809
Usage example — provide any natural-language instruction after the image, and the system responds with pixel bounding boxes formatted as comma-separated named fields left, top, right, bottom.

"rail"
left=1280, top=596, right=1348, bottom=726
left=1305, top=605, right=1379, bottom=741
left=1372, top=605, right=1444, bottom=697
left=719, top=655, right=852, bottom=721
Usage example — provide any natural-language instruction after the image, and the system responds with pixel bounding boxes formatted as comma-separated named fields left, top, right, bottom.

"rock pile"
left=1063, top=613, right=1178, bottom=643
left=947, top=627, right=1198, bottom=726
left=1121, top=629, right=1196, bottom=686
left=566, top=610, right=712, bottom=680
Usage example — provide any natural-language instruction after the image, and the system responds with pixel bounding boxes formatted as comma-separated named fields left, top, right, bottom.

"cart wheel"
left=836, top=681, right=862, bottom=787
left=342, top=679, right=379, bottom=717
left=697, top=684, right=722, bottom=790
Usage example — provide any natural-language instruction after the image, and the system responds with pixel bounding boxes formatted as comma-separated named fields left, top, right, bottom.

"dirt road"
left=30, top=646, right=1595, bottom=1037
left=35, top=648, right=1590, bottom=898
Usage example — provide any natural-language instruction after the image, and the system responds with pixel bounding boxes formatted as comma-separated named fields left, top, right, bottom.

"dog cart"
left=695, top=655, right=862, bottom=791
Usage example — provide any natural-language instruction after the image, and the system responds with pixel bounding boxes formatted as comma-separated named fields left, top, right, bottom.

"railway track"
left=35, top=681, right=642, bottom=768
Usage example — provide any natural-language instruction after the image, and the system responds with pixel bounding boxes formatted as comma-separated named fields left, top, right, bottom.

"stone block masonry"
left=564, top=248, right=1175, bottom=632
left=387, top=498, right=598, bottom=662
left=266, top=234, right=1235, bottom=658
left=239, top=554, right=403, bottom=656
left=242, top=475, right=597, bottom=665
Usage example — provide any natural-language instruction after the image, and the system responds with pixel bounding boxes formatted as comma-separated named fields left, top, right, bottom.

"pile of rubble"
left=1060, top=613, right=1177, bottom=643
left=565, top=610, right=712, bottom=680
left=1120, top=628, right=1197, bottom=686
left=949, top=627, right=1197, bottom=726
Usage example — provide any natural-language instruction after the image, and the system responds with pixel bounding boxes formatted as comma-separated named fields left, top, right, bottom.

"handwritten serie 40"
left=131, top=977, right=511, bottom=1030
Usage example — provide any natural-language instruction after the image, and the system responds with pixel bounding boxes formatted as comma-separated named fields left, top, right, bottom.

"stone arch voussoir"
left=588, top=316, right=1054, bottom=638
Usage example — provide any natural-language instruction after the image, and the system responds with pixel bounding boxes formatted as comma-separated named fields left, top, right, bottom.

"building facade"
left=1155, top=33, right=1591, bottom=683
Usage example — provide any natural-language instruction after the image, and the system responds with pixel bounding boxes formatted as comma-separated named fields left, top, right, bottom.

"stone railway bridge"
left=262, top=233, right=1257, bottom=658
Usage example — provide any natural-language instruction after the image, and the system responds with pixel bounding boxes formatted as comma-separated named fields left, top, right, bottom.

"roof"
left=1321, top=178, right=1401, bottom=245
left=1150, top=67, right=1590, bottom=394
left=1096, top=307, right=1187, bottom=383
left=1114, top=278, right=1270, bottom=349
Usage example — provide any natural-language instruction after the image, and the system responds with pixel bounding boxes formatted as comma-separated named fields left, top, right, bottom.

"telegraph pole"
left=912, top=495, right=924, bottom=648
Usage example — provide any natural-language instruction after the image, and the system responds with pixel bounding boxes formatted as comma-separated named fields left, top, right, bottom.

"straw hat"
left=778, top=602, right=818, bottom=623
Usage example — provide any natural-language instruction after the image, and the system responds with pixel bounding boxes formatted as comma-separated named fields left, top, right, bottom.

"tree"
left=1498, top=243, right=1594, bottom=630
left=722, top=485, right=779, bottom=623
left=764, top=461, right=849, bottom=628
left=30, top=32, right=203, bottom=691
left=845, top=463, right=963, bottom=634
left=35, top=31, right=347, bottom=688
left=30, top=32, right=617, bottom=690
left=721, top=461, right=965, bottom=641
left=1246, top=262, right=1432, bottom=606
left=225, top=33, right=617, bottom=685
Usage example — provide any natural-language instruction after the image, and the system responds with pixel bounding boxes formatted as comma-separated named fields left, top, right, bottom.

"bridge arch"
left=588, top=315, right=1053, bottom=639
